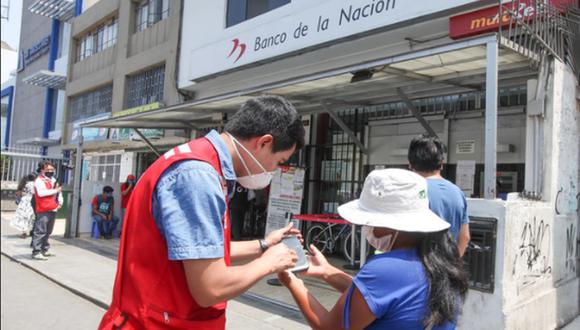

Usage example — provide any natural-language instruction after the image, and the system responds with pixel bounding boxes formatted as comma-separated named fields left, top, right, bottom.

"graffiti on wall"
left=555, top=179, right=578, bottom=215
left=565, top=223, right=577, bottom=274
left=512, top=216, right=552, bottom=289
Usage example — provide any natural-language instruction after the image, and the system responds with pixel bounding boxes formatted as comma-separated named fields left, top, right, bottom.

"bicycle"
left=304, top=222, right=361, bottom=264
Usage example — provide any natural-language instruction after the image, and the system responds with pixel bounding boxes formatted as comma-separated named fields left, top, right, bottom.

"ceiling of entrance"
left=84, top=35, right=535, bottom=130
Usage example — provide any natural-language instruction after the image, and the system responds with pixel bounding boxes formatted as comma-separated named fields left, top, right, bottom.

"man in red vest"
left=100, top=95, right=305, bottom=329
left=31, top=161, right=63, bottom=260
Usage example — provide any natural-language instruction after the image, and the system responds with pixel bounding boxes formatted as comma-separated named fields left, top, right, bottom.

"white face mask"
left=362, top=226, right=398, bottom=253
left=228, top=133, right=274, bottom=190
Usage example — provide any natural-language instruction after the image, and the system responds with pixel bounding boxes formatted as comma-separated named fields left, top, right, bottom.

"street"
left=1, top=255, right=105, bottom=330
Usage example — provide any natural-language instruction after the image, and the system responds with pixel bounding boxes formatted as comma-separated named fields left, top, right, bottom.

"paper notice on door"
left=456, top=160, right=476, bottom=197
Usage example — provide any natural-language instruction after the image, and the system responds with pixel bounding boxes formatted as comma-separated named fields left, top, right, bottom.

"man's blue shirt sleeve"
left=152, top=160, right=226, bottom=261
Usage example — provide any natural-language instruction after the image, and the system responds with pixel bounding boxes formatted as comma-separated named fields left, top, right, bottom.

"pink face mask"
left=362, top=226, right=398, bottom=253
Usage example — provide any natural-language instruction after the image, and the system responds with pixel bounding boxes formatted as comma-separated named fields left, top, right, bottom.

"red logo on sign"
left=227, top=38, right=246, bottom=63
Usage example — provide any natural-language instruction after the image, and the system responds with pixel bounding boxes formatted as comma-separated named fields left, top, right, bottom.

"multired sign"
left=449, top=0, right=575, bottom=40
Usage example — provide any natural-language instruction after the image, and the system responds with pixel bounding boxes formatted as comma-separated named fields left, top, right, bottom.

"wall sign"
left=17, top=36, right=51, bottom=72
left=456, top=140, right=475, bottom=154
left=449, top=0, right=574, bottom=39
left=265, top=166, right=306, bottom=235
left=187, top=0, right=482, bottom=81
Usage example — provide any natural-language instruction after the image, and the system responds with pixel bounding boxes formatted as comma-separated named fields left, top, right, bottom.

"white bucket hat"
left=338, top=168, right=450, bottom=232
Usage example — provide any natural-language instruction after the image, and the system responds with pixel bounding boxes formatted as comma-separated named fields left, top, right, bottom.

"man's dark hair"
left=37, top=160, right=55, bottom=172
left=408, top=135, right=447, bottom=172
left=103, top=186, right=114, bottom=193
left=224, top=95, right=305, bottom=153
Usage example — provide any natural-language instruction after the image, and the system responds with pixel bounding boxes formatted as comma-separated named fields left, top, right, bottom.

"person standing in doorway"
left=92, top=186, right=120, bottom=239
left=31, top=161, right=63, bottom=260
left=99, top=95, right=305, bottom=329
left=119, top=174, right=136, bottom=235
left=408, top=135, right=470, bottom=256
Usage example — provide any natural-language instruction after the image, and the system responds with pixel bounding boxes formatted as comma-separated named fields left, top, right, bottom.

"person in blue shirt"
left=408, top=135, right=471, bottom=256
left=278, top=169, right=468, bottom=329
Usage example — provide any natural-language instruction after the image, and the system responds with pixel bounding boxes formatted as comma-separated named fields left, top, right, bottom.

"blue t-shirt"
left=344, top=249, right=455, bottom=330
left=427, top=178, right=469, bottom=240
left=151, top=130, right=236, bottom=261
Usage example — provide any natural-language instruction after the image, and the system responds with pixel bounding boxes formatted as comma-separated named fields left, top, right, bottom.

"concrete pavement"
left=1, top=255, right=105, bottom=329
left=0, top=212, right=308, bottom=329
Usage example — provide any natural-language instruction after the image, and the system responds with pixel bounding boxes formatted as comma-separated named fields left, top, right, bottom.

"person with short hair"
left=99, top=95, right=306, bottom=329
left=278, top=169, right=468, bottom=329
left=92, top=186, right=119, bottom=239
left=31, top=161, right=63, bottom=260
left=408, top=135, right=470, bottom=256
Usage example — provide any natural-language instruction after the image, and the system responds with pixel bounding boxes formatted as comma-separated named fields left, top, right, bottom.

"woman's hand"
left=303, top=244, right=332, bottom=279
left=265, top=222, right=303, bottom=246
left=277, top=270, right=304, bottom=289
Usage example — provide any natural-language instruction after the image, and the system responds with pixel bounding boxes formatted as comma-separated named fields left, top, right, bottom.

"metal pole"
left=484, top=39, right=499, bottom=200
left=67, top=130, right=83, bottom=238
left=132, top=128, right=161, bottom=157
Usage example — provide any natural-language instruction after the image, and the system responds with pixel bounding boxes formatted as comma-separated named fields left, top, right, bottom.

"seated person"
left=92, top=186, right=119, bottom=239
left=278, top=169, right=468, bottom=330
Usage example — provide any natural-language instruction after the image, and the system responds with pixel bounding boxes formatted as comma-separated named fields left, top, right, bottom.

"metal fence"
left=0, top=146, right=68, bottom=186
left=501, top=0, right=578, bottom=74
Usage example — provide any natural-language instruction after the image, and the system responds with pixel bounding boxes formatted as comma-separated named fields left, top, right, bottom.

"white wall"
left=367, top=112, right=527, bottom=166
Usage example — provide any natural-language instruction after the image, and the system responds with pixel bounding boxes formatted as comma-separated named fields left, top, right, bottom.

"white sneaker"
left=32, top=253, right=48, bottom=261
left=42, top=251, right=56, bottom=257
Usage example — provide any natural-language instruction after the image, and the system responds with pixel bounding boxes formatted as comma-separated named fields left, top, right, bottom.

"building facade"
left=65, top=0, right=185, bottom=234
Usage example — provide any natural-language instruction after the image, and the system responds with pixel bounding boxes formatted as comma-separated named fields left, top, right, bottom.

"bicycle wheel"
left=342, top=230, right=361, bottom=263
left=305, top=224, right=331, bottom=255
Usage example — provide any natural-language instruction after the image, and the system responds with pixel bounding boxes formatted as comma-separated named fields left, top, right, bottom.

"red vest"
left=99, top=137, right=231, bottom=330
left=34, top=176, right=58, bottom=213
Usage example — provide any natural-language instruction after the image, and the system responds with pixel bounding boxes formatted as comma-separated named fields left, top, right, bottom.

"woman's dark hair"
left=224, top=95, right=305, bottom=152
left=36, top=160, right=55, bottom=173
left=415, top=230, right=469, bottom=327
left=17, top=173, right=37, bottom=192
left=408, top=135, right=447, bottom=172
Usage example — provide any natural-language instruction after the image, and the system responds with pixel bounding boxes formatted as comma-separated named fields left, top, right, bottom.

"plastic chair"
left=91, top=217, right=119, bottom=239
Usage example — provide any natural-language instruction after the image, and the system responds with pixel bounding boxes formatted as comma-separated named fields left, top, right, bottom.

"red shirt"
left=120, top=183, right=133, bottom=209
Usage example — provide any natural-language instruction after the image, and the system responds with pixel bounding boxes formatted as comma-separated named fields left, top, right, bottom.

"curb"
left=1, top=251, right=110, bottom=310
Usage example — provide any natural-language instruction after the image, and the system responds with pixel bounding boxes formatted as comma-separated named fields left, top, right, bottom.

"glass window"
left=76, top=17, right=118, bottom=62
left=125, top=65, right=165, bottom=108
left=227, top=0, right=290, bottom=27
left=135, top=0, right=170, bottom=32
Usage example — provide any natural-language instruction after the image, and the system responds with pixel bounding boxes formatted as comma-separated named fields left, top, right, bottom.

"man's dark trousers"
left=32, top=212, right=56, bottom=255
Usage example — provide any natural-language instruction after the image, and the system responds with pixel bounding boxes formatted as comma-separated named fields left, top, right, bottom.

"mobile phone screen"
left=282, top=235, right=309, bottom=273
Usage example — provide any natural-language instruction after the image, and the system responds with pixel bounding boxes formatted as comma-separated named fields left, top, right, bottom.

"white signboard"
left=456, top=140, right=476, bottom=154
left=188, top=0, right=481, bottom=80
left=265, top=166, right=306, bottom=235
left=456, top=160, right=476, bottom=197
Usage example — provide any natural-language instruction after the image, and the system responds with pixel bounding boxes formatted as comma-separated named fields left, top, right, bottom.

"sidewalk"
left=0, top=212, right=308, bottom=329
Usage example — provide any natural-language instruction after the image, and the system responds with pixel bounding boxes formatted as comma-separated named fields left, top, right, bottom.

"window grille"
left=69, top=85, right=113, bottom=122
left=464, top=217, right=497, bottom=293
left=125, top=65, right=165, bottom=109
left=135, top=0, right=170, bottom=32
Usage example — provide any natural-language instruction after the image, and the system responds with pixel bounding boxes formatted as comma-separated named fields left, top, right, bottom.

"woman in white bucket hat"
left=278, top=169, right=468, bottom=330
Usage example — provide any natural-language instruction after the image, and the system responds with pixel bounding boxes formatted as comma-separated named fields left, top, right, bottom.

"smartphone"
left=282, top=235, right=309, bottom=273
